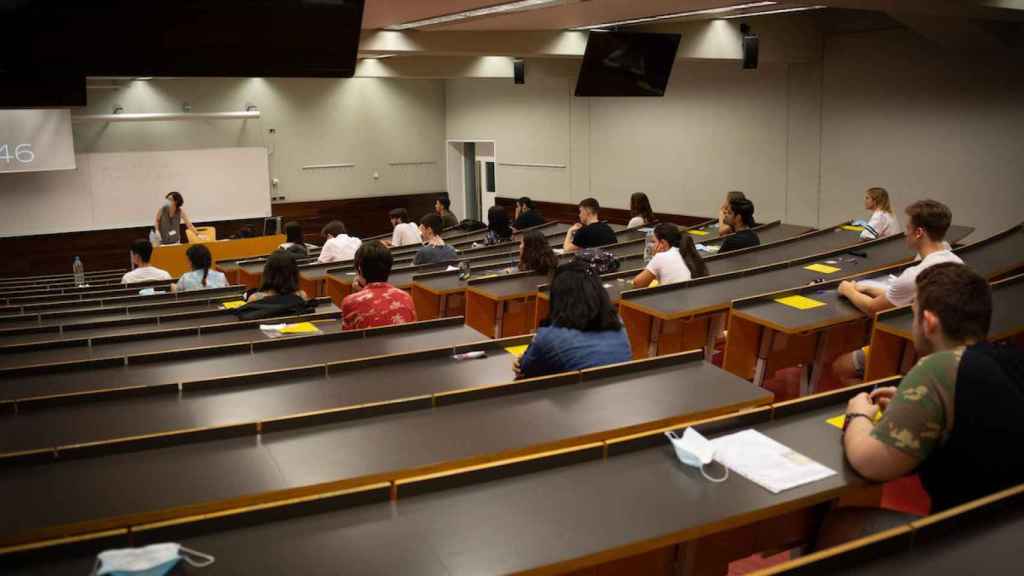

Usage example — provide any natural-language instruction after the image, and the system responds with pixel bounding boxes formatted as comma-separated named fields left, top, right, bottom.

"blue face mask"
left=93, top=543, right=215, bottom=576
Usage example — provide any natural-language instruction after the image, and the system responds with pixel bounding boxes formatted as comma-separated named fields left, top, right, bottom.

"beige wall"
left=446, top=59, right=823, bottom=225
left=819, top=28, right=1024, bottom=240
left=74, top=77, right=447, bottom=203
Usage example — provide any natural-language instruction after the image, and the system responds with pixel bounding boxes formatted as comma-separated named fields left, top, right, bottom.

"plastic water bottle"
left=72, top=256, right=85, bottom=287
left=643, top=229, right=654, bottom=265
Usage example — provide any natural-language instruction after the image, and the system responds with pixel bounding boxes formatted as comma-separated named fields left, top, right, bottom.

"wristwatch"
left=843, top=412, right=875, bottom=432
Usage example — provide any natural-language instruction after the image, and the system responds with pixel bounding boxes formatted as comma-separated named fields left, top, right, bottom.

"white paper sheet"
left=710, top=429, right=836, bottom=494
left=856, top=274, right=897, bottom=293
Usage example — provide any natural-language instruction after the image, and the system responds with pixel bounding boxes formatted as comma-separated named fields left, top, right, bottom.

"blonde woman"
left=860, top=187, right=898, bottom=240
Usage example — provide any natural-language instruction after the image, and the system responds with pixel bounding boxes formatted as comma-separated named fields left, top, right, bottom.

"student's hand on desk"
left=837, top=280, right=858, bottom=299
left=513, top=357, right=523, bottom=380
left=869, top=386, right=898, bottom=411
left=847, top=392, right=880, bottom=420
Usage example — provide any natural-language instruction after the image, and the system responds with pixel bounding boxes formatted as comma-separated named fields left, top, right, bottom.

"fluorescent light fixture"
left=135, top=77, right=153, bottom=81
left=571, top=1, right=776, bottom=30
left=386, top=0, right=562, bottom=30
left=359, top=54, right=397, bottom=60
left=721, top=5, right=827, bottom=18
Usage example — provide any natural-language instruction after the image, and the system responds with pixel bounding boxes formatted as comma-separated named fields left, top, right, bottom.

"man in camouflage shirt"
left=842, top=262, right=1024, bottom=511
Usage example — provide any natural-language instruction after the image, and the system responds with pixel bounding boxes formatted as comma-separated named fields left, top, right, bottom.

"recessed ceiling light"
left=386, top=0, right=562, bottom=30
left=571, top=2, right=777, bottom=31
left=721, top=5, right=828, bottom=18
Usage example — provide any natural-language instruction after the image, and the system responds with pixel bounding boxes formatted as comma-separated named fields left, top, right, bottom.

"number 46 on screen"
left=0, top=144, right=35, bottom=163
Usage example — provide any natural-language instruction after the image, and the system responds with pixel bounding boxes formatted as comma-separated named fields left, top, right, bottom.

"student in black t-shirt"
left=717, top=198, right=759, bottom=254
left=513, top=197, right=545, bottom=230
left=564, top=197, right=617, bottom=252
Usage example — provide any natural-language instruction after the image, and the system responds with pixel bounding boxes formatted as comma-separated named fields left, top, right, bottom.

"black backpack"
left=457, top=219, right=487, bottom=231
left=572, top=248, right=620, bottom=276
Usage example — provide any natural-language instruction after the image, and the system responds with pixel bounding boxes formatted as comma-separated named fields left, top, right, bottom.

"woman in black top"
left=717, top=198, right=760, bottom=254
left=483, top=206, right=514, bottom=245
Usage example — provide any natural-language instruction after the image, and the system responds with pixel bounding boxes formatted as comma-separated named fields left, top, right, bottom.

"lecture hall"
left=2, top=1, right=1024, bottom=574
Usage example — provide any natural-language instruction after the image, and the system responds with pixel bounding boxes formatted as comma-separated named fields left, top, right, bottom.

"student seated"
left=841, top=263, right=1024, bottom=513
left=513, top=196, right=545, bottom=230
left=859, top=187, right=898, bottom=240
left=627, top=192, right=655, bottom=228
left=563, top=197, right=617, bottom=253
left=245, top=251, right=309, bottom=303
left=413, top=213, right=458, bottom=265
left=384, top=208, right=421, bottom=248
left=717, top=190, right=746, bottom=236
left=277, top=221, right=309, bottom=258
left=317, top=220, right=361, bottom=264
left=632, top=223, right=709, bottom=288
left=518, top=230, right=558, bottom=275
left=342, top=241, right=417, bottom=331
left=121, top=239, right=172, bottom=284
left=435, top=197, right=460, bottom=229
left=716, top=198, right=759, bottom=253
left=174, top=244, right=228, bottom=292
left=514, top=262, right=631, bottom=378
left=483, top=206, right=514, bottom=245
left=834, top=199, right=962, bottom=384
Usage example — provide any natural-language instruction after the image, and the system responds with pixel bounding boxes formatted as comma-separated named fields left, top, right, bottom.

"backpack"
left=457, top=219, right=487, bottom=231
left=573, top=248, right=620, bottom=275
left=233, top=293, right=316, bottom=321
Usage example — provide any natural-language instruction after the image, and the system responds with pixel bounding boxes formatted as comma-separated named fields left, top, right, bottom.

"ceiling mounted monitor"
left=3, top=0, right=365, bottom=80
left=575, top=31, right=682, bottom=97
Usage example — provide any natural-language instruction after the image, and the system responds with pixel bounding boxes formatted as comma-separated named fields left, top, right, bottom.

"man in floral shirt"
left=342, top=241, right=416, bottom=331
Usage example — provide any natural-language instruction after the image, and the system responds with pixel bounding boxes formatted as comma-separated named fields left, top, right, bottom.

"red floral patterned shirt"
left=341, top=282, right=416, bottom=331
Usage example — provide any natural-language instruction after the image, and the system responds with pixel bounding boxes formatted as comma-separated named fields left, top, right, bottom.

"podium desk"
left=151, top=235, right=285, bottom=278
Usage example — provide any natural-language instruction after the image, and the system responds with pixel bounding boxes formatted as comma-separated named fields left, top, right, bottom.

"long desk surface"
left=0, top=285, right=243, bottom=317
left=0, top=320, right=485, bottom=403
left=0, top=268, right=127, bottom=284
left=729, top=224, right=1024, bottom=335
left=0, top=290, right=246, bottom=332
left=2, top=374, right=871, bottom=575
left=0, top=355, right=770, bottom=548
left=0, top=306, right=342, bottom=371
left=0, top=337, right=527, bottom=456
left=620, top=233, right=916, bottom=320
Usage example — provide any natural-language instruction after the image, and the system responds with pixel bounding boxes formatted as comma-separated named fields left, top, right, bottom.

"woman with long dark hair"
left=518, top=229, right=558, bottom=275
left=627, top=192, right=655, bottom=228
left=514, top=262, right=631, bottom=379
left=174, top=244, right=228, bottom=292
left=483, top=205, right=514, bottom=245
left=154, top=190, right=203, bottom=245
left=632, top=223, right=708, bottom=288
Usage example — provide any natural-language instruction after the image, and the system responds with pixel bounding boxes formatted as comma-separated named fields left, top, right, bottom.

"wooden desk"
left=0, top=272, right=129, bottom=295
left=750, top=483, right=1024, bottom=576
left=0, top=281, right=175, bottom=307
left=725, top=225, right=1024, bottom=392
left=0, top=318, right=485, bottom=405
left=0, top=268, right=127, bottom=284
left=620, top=233, right=917, bottom=361
left=0, top=284, right=243, bottom=318
left=4, top=378, right=901, bottom=576
left=150, top=235, right=285, bottom=278
left=0, top=352, right=770, bottom=549
left=0, top=301, right=341, bottom=372
left=865, top=273, right=1024, bottom=381
left=324, top=261, right=454, bottom=309
left=465, top=272, right=550, bottom=337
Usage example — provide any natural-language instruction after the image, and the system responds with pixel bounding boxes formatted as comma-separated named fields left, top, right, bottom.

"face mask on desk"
left=94, top=543, right=215, bottom=576
left=666, top=427, right=729, bottom=483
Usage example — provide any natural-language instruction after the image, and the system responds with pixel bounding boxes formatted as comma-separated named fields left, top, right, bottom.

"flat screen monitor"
left=575, top=31, right=682, bottom=97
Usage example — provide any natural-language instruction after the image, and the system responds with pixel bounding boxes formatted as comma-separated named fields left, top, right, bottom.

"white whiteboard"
left=0, top=147, right=271, bottom=237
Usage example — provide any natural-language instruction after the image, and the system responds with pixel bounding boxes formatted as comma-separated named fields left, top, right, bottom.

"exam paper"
left=856, top=275, right=896, bottom=293
left=711, top=429, right=836, bottom=494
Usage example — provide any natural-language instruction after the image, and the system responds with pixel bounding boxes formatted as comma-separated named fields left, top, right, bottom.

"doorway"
left=446, top=139, right=496, bottom=223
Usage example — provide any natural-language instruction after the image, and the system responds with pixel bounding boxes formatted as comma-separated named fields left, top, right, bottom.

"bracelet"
left=843, top=412, right=875, bottom=432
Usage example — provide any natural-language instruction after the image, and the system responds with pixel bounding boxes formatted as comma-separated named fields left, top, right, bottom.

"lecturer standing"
left=155, top=191, right=202, bottom=244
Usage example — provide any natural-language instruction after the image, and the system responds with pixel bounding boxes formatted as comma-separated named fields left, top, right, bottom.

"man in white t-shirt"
left=317, top=220, right=362, bottom=264
left=383, top=208, right=422, bottom=248
left=833, top=199, right=963, bottom=384
left=121, top=239, right=172, bottom=284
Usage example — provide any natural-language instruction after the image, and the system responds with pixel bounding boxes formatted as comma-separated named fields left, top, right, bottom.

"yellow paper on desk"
left=505, top=345, right=529, bottom=358
left=842, top=225, right=864, bottom=232
left=775, top=295, right=826, bottom=310
left=804, top=263, right=841, bottom=274
left=688, top=229, right=708, bottom=236
left=280, top=322, right=321, bottom=334
left=220, top=300, right=246, bottom=310
left=827, top=411, right=882, bottom=430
